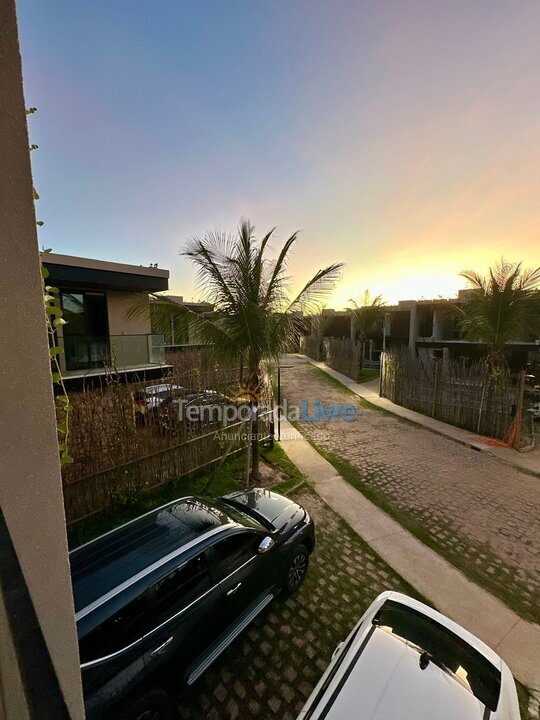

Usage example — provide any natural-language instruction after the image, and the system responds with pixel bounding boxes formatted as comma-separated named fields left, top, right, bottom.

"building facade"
left=307, top=291, right=539, bottom=372
left=41, top=253, right=170, bottom=385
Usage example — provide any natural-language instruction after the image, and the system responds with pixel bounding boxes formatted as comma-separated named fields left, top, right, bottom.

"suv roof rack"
left=71, top=497, right=235, bottom=617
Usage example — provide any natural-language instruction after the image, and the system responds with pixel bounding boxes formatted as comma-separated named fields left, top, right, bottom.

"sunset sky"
left=18, top=0, right=540, bottom=308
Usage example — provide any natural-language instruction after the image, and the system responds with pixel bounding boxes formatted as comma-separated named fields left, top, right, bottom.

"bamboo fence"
left=324, top=338, right=361, bottom=379
left=61, top=364, right=273, bottom=524
left=300, top=335, right=323, bottom=361
left=380, top=349, right=524, bottom=441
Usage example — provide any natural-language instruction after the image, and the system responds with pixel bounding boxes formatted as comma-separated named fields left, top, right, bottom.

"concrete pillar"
left=433, top=307, right=445, bottom=341
left=0, top=1, right=85, bottom=718
left=443, top=346, right=450, bottom=374
left=408, top=303, right=418, bottom=355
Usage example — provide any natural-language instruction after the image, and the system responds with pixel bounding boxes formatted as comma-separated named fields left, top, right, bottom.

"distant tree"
left=311, top=304, right=328, bottom=337
left=130, top=219, right=342, bottom=482
left=349, top=291, right=386, bottom=342
left=454, top=259, right=540, bottom=367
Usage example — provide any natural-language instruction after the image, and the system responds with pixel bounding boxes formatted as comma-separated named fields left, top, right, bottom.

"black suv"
left=70, top=488, right=315, bottom=720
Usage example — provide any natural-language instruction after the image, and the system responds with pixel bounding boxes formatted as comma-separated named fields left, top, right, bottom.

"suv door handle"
left=150, top=636, right=173, bottom=656
left=226, top=582, right=242, bottom=596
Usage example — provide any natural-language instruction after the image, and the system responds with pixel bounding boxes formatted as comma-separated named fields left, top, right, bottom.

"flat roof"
left=41, top=252, right=169, bottom=292
left=165, top=295, right=214, bottom=312
left=40, top=252, right=169, bottom=278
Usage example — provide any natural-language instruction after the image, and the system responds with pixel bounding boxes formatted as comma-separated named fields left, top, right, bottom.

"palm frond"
left=349, top=290, right=386, bottom=339
left=263, top=232, right=299, bottom=308
left=135, top=219, right=343, bottom=369
left=128, top=292, right=234, bottom=351
left=459, top=269, right=486, bottom=291
left=285, top=263, right=344, bottom=315
left=457, top=258, right=540, bottom=349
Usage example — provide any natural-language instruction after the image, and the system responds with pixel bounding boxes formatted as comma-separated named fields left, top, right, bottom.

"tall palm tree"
left=454, top=259, right=540, bottom=367
left=131, top=219, right=343, bottom=481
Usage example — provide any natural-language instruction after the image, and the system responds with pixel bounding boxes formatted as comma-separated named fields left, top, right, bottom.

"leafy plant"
left=349, top=291, right=386, bottom=341
left=41, top=257, right=73, bottom=466
left=29, top=106, right=73, bottom=465
left=452, top=259, right=540, bottom=368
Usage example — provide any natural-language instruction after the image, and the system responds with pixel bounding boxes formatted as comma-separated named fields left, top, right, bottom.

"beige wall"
left=0, top=1, right=85, bottom=717
left=107, top=290, right=151, bottom=335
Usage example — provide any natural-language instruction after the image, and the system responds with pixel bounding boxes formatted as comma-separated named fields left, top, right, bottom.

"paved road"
left=280, top=355, right=540, bottom=623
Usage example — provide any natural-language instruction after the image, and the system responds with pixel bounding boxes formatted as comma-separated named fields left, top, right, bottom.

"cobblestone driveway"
left=176, top=488, right=418, bottom=719
left=281, top=356, right=540, bottom=623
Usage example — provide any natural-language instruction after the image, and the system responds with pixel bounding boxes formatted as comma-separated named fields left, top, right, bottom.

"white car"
left=142, top=383, right=184, bottom=411
left=297, top=592, right=520, bottom=720
left=132, top=383, right=184, bottom=427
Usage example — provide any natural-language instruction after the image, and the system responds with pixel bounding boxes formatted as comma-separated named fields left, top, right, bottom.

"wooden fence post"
left=513, top=370, right=526, bottom=449
left=476, top=376, right=487, bottom=434
left=431, top=360, right=440, bottom=417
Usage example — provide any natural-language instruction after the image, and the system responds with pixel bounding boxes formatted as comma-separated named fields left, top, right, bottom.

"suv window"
left=79, top=594, right=147, bottom=664
left=213, top=533, right=258, bottom=576
left=154, top=553, right=211, bottom=621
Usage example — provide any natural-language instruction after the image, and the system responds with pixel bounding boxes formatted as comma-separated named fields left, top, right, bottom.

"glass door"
left=61, top=291, right=109, bottom=370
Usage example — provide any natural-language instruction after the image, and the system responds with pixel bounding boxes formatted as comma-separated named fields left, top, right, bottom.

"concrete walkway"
left=279, top=417, right=540, bottom=690
left=301, top=355, right=540, bottom=477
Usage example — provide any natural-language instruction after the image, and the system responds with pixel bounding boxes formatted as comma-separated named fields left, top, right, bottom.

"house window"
left=61, top=291, right=109, bottom=370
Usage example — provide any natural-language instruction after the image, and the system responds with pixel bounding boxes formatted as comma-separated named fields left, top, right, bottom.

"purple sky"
left=18, top=0, right=540, bottom=306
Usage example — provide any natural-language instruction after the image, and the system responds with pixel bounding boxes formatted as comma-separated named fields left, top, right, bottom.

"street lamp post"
left=380, top=313, right=391, bottom=397
left=382, top=312, right=391, bottom=352
left=277, top=363, right=281, bottom=441
left=276, top=361, right=295, bottom=441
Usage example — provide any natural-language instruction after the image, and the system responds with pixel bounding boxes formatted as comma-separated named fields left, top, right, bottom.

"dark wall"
left=389, top=310, right=410, bottom=340
left=322, top=315, right=350, bottom=338
left=418, top=308, right=433, bottom=337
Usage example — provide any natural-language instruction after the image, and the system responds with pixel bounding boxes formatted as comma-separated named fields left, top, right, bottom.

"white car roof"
left=323, top=627, right=486, bottom=720
left=144, top=383, right=182, bottom=394
left=298, top=592, right=519, bottom=720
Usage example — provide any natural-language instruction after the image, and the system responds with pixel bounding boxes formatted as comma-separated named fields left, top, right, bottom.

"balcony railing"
left=59, top=334, right=166, bottom=373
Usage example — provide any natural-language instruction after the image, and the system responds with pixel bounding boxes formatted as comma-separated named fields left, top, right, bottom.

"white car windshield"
left=374, top=601, right=501, bottom=712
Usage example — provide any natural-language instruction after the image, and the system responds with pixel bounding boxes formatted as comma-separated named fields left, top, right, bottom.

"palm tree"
left=131, top=219, right=343, bottom=481
left=454, top=259, right=540, bottom=367
left=349, top=292, right=386, bottom=361
left=306, top=305, right=331, bottom=361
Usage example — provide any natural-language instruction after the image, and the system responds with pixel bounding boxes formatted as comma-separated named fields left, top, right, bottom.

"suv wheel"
left=283, top=544, right=309, bottom=594
left=116, top=686, right=175, bottom=720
